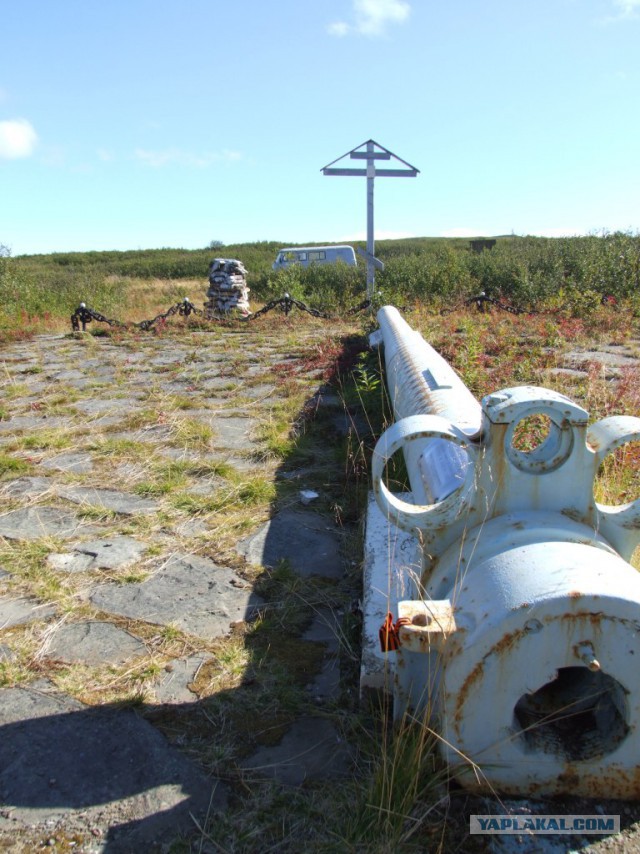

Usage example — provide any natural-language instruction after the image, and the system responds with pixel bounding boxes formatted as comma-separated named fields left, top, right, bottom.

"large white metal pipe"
left=368, top=306, right=640, bottom=799
left=376, top=305, right=482, bottom=505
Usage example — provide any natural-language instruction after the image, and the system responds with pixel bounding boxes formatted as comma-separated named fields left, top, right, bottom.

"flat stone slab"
left=240, top=383, right=277, bottom=399
left=0, top=415, right=69, bottom=433
left=46, top=552, right=95, bottom=573
left=0, top=476, right=54, bottom=499
left=48, top=369, right=87, bottom=382
left=307, top=656, right=340, bottom=702
left=1, top=359, right=41, bottom=374
left=74, top=398, right=136, bottom=417
left=237, top=509, right=343, bottom=578
left=45, top=621, right=147, bottom=666
left=200, top=376, right=238, bottom=391
left=565, top=349, right=640, bottom=368
left=211, top=416, right=260, bottom=450
left=59, top=486, right=159, bottom=515
left=0, top=506, right=96, bottom=540
left=242, top=717, right=351, bottom=786
left=153, top=653, right=212, bottom=704
left=90, top=554, right=264, bottom=638
left=303, top=610, right=341, bottom=651
left=48, top=535, right=148, bottom=572
left=545, top=367, right=588, bottom=380
left=40, top=451, right=95, bottom=474
left=174, top=517, right=209, bottom=537
left=0, top=596, right=56, bottom=629
left=303, top=611, right=341, bottom=702
left=109, top=425, right=173, bottom=444
left=0, top=686, right=226, bottom=848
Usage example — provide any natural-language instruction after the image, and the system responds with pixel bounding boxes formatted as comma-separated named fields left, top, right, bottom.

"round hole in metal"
left=514, top=666, right=628, bottom=761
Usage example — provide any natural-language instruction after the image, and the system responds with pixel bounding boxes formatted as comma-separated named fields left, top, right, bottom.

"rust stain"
left=491, top=626, right=528, bottom=656
left=568, top=590, right=582, bottom=599
left=454, top=763, right=640, bottom=799
left=454, top=659, right=484, bottom=725
left=557, top=769, right=580, bottom=789
left=560, top=610, right=605, bottom=628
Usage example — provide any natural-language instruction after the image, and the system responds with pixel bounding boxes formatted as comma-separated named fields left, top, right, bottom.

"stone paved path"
left=0, top=323, right=362, bottom=852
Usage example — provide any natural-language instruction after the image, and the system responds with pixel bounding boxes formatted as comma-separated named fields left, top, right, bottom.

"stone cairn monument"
left=205, top=258, right=251, bottom=316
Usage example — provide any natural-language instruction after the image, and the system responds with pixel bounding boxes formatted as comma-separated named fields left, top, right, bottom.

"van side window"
left=298, top=252, right=307, bottom=261
left=308, top=251, right=326, bottom=262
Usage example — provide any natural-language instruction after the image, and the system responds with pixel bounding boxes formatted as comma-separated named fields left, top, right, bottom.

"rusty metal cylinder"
left=369, top=307, right=640, bottom=799
left=422, top=511, right=640, bottom=798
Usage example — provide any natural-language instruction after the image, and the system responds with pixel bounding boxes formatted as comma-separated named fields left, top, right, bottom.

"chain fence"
left=70, top=293, right=374, bottom=332
left=70, top=290, right=618, bottom=333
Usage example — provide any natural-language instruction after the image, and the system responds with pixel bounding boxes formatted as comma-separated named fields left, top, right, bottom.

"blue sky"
left=1, top=0, right=639, bottom=255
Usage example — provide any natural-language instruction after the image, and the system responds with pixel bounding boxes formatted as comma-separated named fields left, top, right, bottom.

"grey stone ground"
left=0, top=326, right=356, bottom=852
left=1, top=328, right=639, bottom=853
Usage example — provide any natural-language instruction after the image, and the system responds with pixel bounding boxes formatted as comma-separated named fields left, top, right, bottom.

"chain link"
left=245, top=293, right=331, bottom=321
left=71, top=298, right=204, bottom=332
left=463, top=293, right=525, bottom=315
left=70, top=303, right=126, bottom=331
left=135, top=298, right=204, bottom=331
left=70, top=293, right=345, bottom=332
left=73, top=289, right=578, bottom=333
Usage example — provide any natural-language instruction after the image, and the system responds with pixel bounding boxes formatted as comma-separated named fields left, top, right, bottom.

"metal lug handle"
left=372, top=414, right=475, bottom=533
left=588, top=415, right=640, bottom=560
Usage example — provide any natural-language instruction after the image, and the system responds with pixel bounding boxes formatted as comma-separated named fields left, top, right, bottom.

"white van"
left=272, top=245, right=357, bottom=271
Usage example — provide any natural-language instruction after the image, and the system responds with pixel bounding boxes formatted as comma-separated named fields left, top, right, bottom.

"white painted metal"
left=368, top=307, right=640, bottom=799
left=372, top=305, right=482, bottom=519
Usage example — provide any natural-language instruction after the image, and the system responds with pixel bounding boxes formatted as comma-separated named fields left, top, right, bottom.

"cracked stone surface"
left=90, top=554, right=264, bottom=638
left=52, top=535, right=148, bottom=571
left=0, top=506, right=97, bottom=540
left=0, top=596, right=56, bottom=629
left=45, top=621, right=148, bottom=666
left=40, top=452, right=95, bottom=474
left=0, top=325, right=360, bottom=851
left=211, top=415, right=260, bottom=449
left=0, top=686, right=226, bottom=848
left=241, top=717, right=352, bottom=786
left=237, top=509, right=343, bottom=578
left=153, top=653, right=213, bottom=703
left=0, top=476, right=54, bottom=498
left=59, top=486, right=159, bottom=515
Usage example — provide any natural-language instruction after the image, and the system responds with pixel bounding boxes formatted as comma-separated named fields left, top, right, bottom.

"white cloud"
left=327, top=21, right=350, bottom=37
left=328, top=0, right=411, bottom=37
left=134, top=148, right=242, bottom=168
left=0, top=118, right=37, bottom=159
left=602, top=0, right=640, bottom=21
left=612, top=0, right=640, bottom=17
